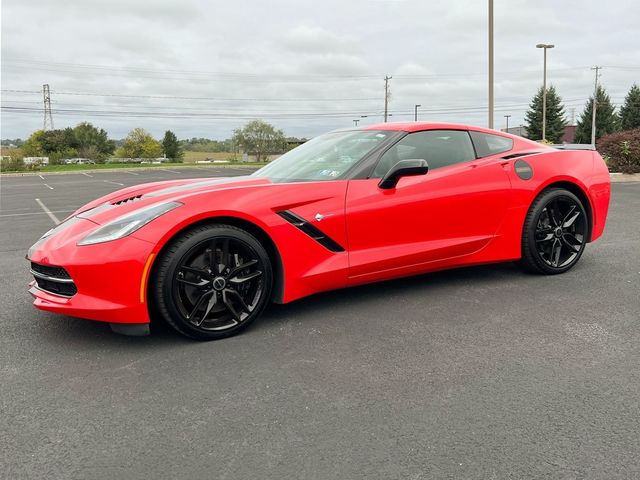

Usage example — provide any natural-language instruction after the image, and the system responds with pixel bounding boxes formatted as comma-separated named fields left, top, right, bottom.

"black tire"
left=152, top=224, right=273, bottom=340
left=520, top=188, right=589, bottom=274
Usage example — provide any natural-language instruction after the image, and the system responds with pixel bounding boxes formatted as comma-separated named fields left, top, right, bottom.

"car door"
left=345, top=129, right=512, bottom=281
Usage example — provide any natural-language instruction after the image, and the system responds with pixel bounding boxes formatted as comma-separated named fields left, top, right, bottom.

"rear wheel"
left=152, top=224, right=272, bottom=340
left=520, top=188, right=588, bottom=274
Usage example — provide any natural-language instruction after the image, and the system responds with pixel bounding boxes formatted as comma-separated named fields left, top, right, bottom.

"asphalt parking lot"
left=1, top=168, right=639, bottom=479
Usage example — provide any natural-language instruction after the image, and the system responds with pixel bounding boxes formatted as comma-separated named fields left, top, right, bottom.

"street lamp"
left=414, top=104, right=421, bottom=121
left=353, top=119, right=360, bottom=127
left=536, top=43, right=555, bottom=141
left=504, top=114, right=511, bottom=132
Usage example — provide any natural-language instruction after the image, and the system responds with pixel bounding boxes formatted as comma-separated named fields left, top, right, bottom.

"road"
left=1, top=168, right=639, bottom=479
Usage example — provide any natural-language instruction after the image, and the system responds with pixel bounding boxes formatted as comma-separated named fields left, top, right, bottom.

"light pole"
left=536, top=43, right=554, bottom=141
left=504, top=114, right=511, bottom=132
left=353, top=119, right=360, bottom=127
left=488, top=0, right=494, bottom=129
left=414, top=104, right=421, bottom=121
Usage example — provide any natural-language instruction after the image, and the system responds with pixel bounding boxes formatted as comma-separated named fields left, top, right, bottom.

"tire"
left=152, top=224, right=273, bottom=340
left=520, top=188, right=589, bottom=275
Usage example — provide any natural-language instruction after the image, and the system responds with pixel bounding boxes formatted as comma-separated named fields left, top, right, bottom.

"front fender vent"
left=277, top=210, right=345, bottom=252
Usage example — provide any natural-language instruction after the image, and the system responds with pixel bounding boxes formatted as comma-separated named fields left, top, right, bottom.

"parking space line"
left=104, top=180, right=125, bottom=186
left=157, top=169, right=181, bottom=174
left=81, top=172, right=93, bottom=177
left=38, top=174, right=45, bottom=180
left=35, top=198, right=61, bottom=225
left=43, top=184, right=54, bottom=190
left=0, top=210, right=73, bottom=218
left=123, top=171, right=140, bottom=175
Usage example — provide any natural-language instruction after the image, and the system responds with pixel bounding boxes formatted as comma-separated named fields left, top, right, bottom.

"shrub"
left=0, top=157, right=25, bottom=172
left=597, top=128, right=640, bottom=174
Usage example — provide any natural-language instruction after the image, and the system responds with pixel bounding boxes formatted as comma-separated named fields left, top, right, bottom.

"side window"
left=372, top=130, right=476, bottom=178
left=469, top=131, right=513, bottom=158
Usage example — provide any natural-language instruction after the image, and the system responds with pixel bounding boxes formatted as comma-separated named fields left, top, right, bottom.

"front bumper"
left=27, top=221, right=156, bottom=325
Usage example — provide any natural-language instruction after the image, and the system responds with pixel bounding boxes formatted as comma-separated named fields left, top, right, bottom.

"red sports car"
left=27, top=123, right=611, bottom=339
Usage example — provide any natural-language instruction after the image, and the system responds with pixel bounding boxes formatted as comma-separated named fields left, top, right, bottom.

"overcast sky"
left=1, top=0, right=639, bottom=140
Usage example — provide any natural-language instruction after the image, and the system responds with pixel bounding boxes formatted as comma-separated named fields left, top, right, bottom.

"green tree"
left=575, top=85, right=619, bottom=143
left=73, top=122, right=115, bottom=160
left=524, top=85, right=567, bottom=142
left=22, top=128, right=77, bottom=164
left=162, top=130, right=183, bottom=161
left=619, top=83, right=640, bottom=131
left=232, top=120, right=286, bottom=162
left=117, top=128, right=162, bottom=158
left=21, top=130, right=46, bottom=157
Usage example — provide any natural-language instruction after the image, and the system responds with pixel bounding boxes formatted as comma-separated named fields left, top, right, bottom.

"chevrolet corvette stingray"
left=27, top=123, right=611, bottom=339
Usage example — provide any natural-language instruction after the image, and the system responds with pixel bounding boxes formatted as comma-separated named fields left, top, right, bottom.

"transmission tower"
left=43, top=84, right=54, bottom=130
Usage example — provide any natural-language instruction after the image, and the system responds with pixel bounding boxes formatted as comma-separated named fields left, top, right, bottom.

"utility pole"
left=42, top=84, right=54, bottom=131
left=488, top=0, right=494, bottom=129
left=504, top=114, right=511, bottom=132
left=414, top=104, right=421, bottom=121
left=536, top=43, right=554, bottom=141
left=353, top=119, right=360, bottom=127
left=384, top=75, right=392, bottom=122
left=570, top=107, right=576, bottom=125
left=591, top=66, right=601, bottom=146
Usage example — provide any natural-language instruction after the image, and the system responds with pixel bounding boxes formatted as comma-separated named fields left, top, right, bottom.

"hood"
left=72, top=175, right=272, bottom=225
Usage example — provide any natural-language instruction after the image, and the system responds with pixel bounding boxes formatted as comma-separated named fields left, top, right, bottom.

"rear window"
left=470, top=131, right=513, bottom=157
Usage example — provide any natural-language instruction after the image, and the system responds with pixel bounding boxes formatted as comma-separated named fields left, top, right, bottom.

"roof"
left=363, top=121, right=507, bottom=134
left=362, top=121, right=549, bottom=151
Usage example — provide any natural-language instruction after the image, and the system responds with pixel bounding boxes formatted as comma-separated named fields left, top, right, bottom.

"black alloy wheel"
left=520, top=188, right=588, bottom=274
left=152, top=224, right=273, bottom=340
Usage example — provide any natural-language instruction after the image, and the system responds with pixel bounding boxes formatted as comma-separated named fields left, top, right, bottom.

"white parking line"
left=81, top=172, right=93, bottom=177
left=35, top=198, right=61, bottom=225
left=123, top=171, right=140, bottom=175
left=104, top=180, right=125, bottom=186
left=157, top=169, right=181, bottom=174
left=0, top=210, right=73, bottom=218
left=43, top=183, right=54, bottom=190
left=38, top=174, right=45, bottom=180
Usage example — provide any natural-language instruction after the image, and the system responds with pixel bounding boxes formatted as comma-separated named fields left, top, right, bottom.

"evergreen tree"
left=524, top=85, right=567, bottom=142
left=574, top=85, right=619, bottom=143
left=162, top=130, right=183, bottom=161
left=619, top=83, right=640, bottom=131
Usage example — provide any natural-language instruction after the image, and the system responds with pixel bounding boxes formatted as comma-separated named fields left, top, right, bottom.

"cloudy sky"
left=1, top=0, right=639, bottom=140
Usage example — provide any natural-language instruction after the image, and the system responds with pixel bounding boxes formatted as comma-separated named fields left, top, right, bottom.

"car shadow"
left=38, top=261, right=534, bottom=345
left=257, top=261, right=526, bottom=327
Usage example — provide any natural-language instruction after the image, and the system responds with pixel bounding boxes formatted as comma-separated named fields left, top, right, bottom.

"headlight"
left=77, top=201, right=182, bottom=246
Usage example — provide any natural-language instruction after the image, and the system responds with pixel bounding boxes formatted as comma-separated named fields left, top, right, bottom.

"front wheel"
left=152, top=224, right=273, bottom=340
left=520, top=188, right=588, bottom=274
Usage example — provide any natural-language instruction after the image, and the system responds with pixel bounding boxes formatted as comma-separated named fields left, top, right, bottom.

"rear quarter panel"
left=505, top=149, right=610, bottom=244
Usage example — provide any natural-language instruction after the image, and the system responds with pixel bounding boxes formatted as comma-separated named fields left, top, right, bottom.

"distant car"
left=27, top=123, right=611, bottom=339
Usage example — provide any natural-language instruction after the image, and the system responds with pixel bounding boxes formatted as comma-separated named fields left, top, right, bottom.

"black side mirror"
left=378, top=159, right=429, bottom=189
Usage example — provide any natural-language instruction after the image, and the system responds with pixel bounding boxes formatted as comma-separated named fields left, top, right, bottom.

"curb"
left=609, top=173, right=640, bottom=183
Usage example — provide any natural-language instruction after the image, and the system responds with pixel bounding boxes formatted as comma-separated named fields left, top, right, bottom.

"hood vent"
left=111, top=194, right=143, bottom=206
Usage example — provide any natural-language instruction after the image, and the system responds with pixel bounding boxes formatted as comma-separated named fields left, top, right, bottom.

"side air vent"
left=112, top=194, right=143, bottom=206
left=277, top=210, right=345, bottom=252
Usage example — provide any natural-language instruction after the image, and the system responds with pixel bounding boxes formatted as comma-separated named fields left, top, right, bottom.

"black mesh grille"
left=30, top=262, right=71, bottom=279
left=30, top=262, right=77, bottom=297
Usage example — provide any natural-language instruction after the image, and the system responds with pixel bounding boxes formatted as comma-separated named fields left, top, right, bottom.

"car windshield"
left=252, top=130, right=392, bottom=182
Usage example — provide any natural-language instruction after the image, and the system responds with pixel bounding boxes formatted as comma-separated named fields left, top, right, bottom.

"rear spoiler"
left=550, top=144, right=596, bottom=151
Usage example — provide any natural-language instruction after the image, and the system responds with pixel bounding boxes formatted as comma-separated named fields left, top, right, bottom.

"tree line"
left=6, top=120, right=292, bottom=165
left=523, top=83, right=640, bottom=143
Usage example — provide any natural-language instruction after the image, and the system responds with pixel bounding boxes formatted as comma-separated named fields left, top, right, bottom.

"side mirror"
left=378, top=159, right=429, bottom=189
